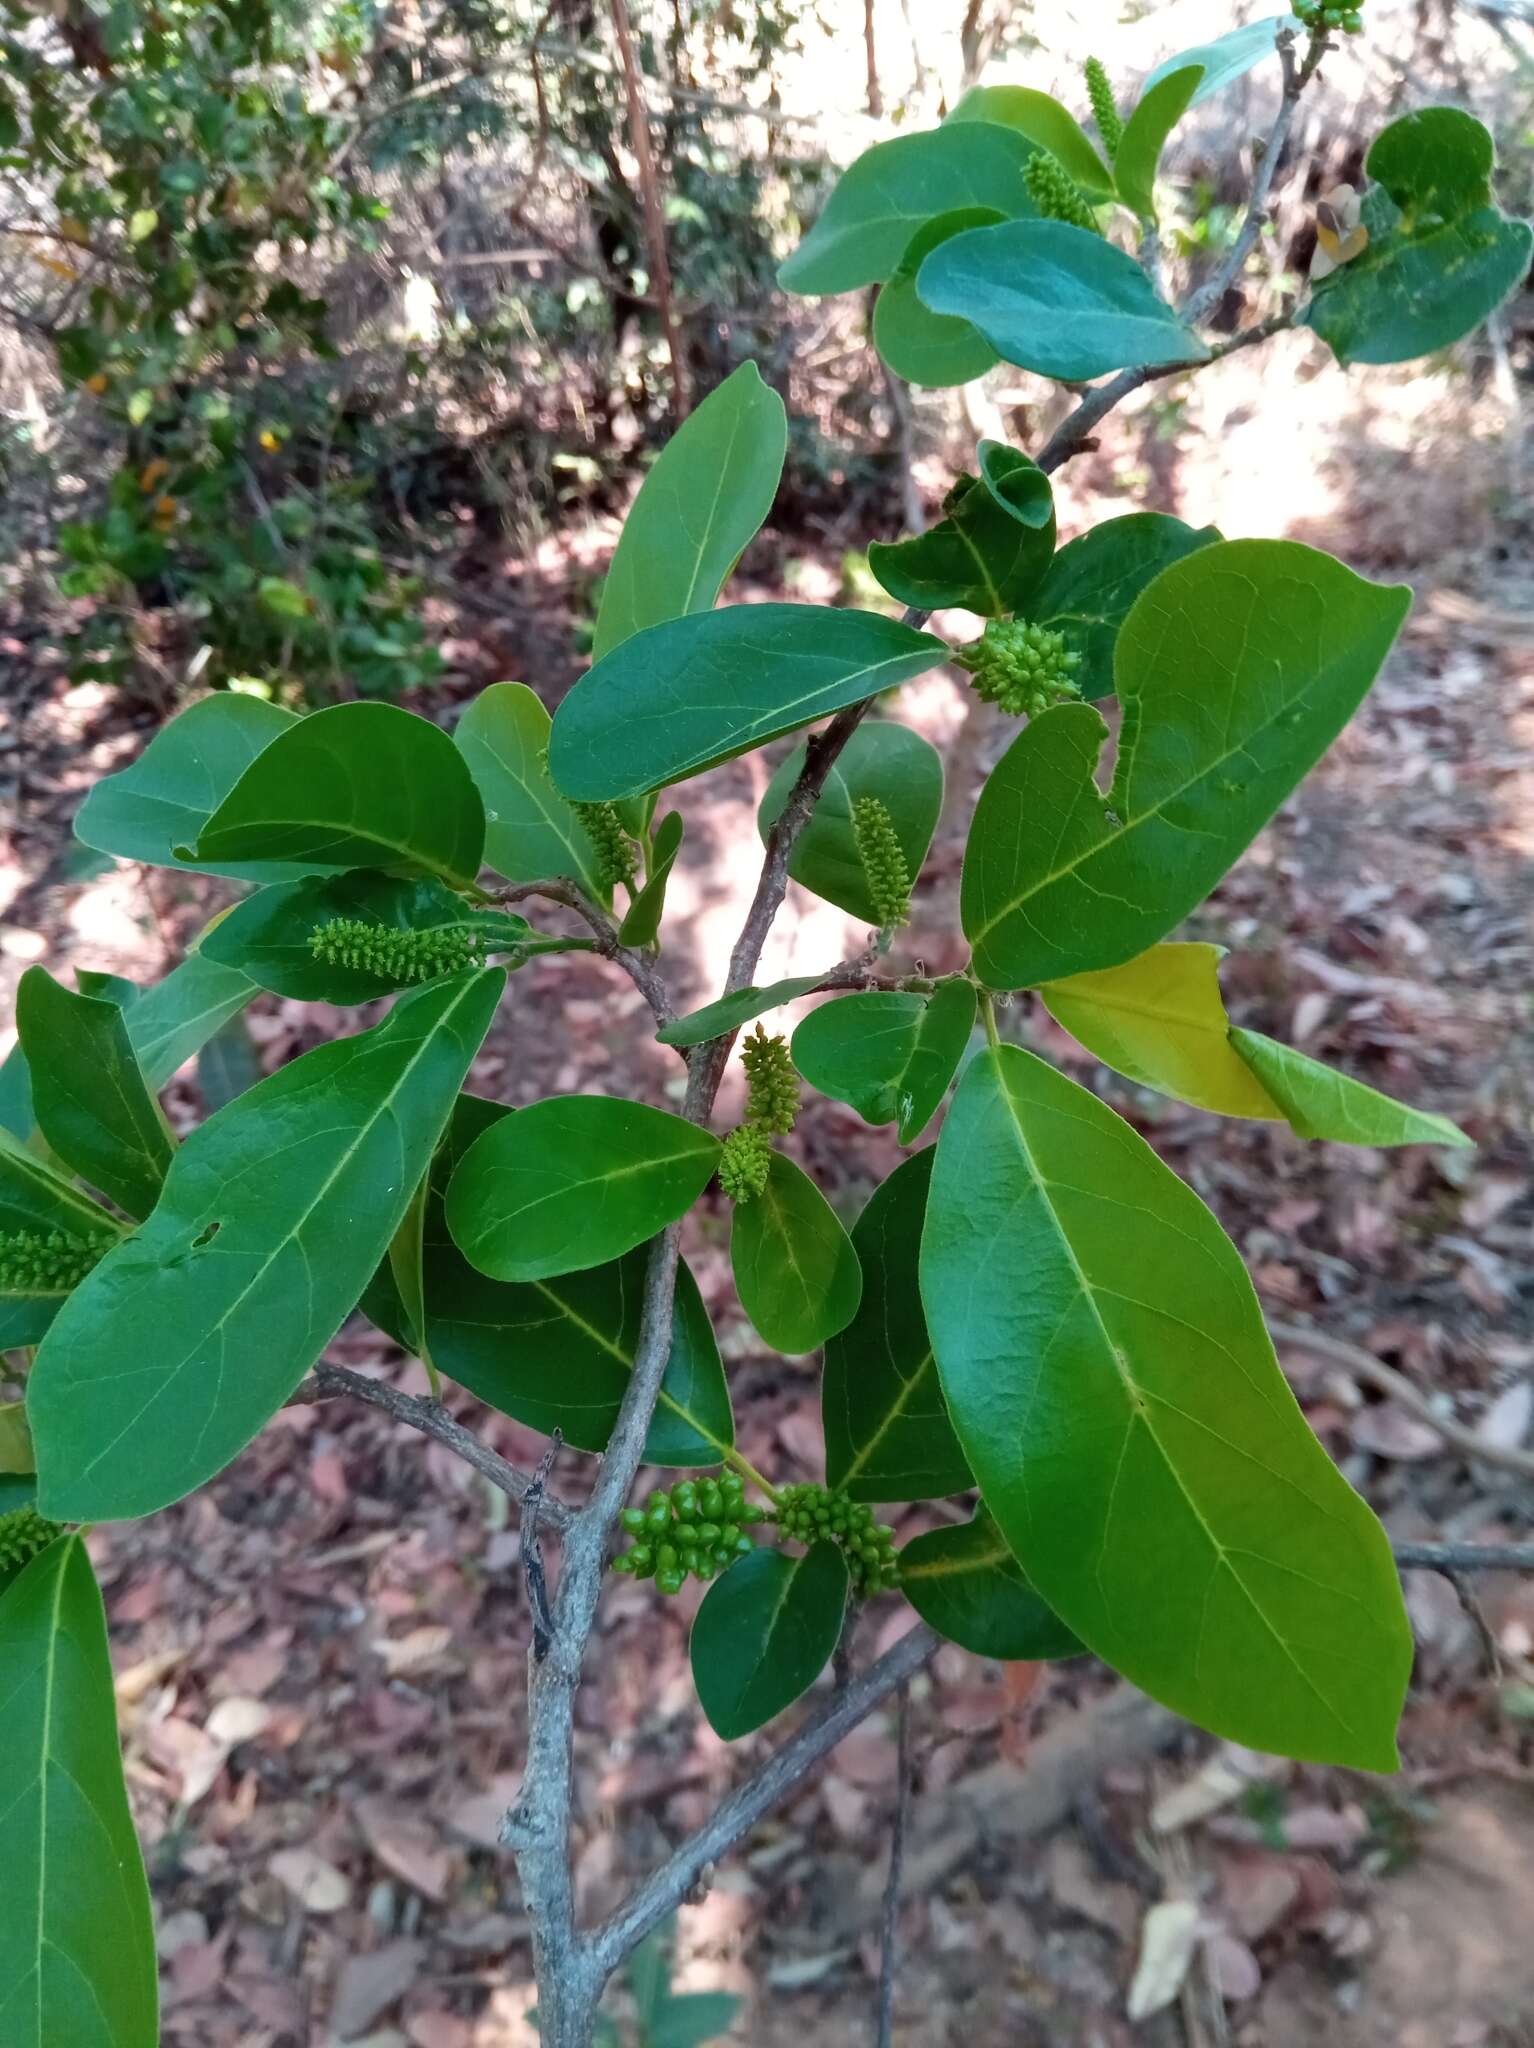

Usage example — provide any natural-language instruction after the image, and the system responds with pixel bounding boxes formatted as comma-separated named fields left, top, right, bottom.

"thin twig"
left=1393, top=1541, right=1534, bottom=1573
left=607, top=0, right=689, bottom=421
left=874, top=1683, right=912, bottom=2048
left=523, top=1430, right=564, bottom=1661
left=491, top=878, right=675, bottom=1028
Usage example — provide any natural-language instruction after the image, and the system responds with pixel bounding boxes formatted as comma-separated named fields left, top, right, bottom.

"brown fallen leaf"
left=269, top=1846, right=353, bottom=1915
left=328, top=1938, right=427, bottom=2040
left=353, top=1795, right=457, bottom=1902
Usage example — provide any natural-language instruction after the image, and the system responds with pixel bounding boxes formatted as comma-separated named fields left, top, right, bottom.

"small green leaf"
left=869, top=444, right=1056, bottom=615
left=1145, top=17, right=1296, bottom=103
left=388, top=1169, right=437, bottom=1390
left=792, top=978, right=975, bottom=1142
left=920, top=1045, right=1413, bottom=1766
left=758, top=720, right=943, bottom=928
left=730, top=1151, right=862, bottom=1355
left=618, top=810, right=684, bottom=948
left=446, top=1095, right=719, bottom=1283
left=549, top=606, right=948, bottom=804
left=900, top=1510, right=1083, bottom=1661
left=963, top=540, right=1411, bottom=988
left=873, top=208, right=1006, bottom=388
left=1230, top=1029, right=1472, bottom=1148
left=257, top=574, right=310, bottom=620
left=455, top=682, right=611, bottom=903
left=30, top=971, right=503, bottom=1521
left=0, top=1534, right=158, bottom=2048
left=947, top=85, right=1115, bottom=197
left=126, top=388, right=153, bottom=426
left=917, top=220, right=1209, bottom=382
left=1113, top=65, right=1202, bottom=219
left=691, top=1544, right=848, bottom=1738
left=1026, top=512, right=1220, bottom=701
left=657, top=975, right=826, bottom=1050
left=127, top=205, right=158, bottom=241
left=594, top=361, right=786, bottom=660
left=823, top=1148, right=970, bottom=1501
left=17, top=967, right=174, bottom=1219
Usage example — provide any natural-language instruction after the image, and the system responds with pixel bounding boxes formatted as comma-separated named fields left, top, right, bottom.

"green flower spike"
left=773, top=1482, right=899, bottom=1596
left=719, top=1123, right=773, bottom=1203
left=956, top=618, right=1084, bottom=719
left=1024, top=153, right=1101, bottom=235
left=573, top=801, right=639, bottom=890
left=851, top=796, right=911, bottom=930
left=0, top=1228, right=108, bottom=1294
left=0, top=1506, right=63, bottom=1576
left=1084, top=57, right=1124, bottom=160
left=740, top=1025, right=799, bottom=1136
left=309, top=918, right=482, bottom=985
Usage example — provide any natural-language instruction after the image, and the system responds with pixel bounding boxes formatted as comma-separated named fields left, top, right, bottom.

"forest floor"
left=3, top=329, right=1534, bottom=2048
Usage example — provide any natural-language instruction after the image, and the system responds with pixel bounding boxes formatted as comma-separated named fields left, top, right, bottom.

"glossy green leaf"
left=758, top=721, right=944, bottom=928
left=920, top=1044, right=1413, bottom=1766
left=446, top=1095, right=719, bottom=1283
left=869, top=444, right=1056, bottom=615
left=0, top=1534, right=158, bottom=2048
left=657, top=975, right=826, bottom=1050
left=917, top=220, right=1209, bottom=381
left=778, top=123, right=1041, bottom=295
left=618, top=811, right=685, bottom=948
left=180, top=702, right=486, bottom=888
left=730, top=1151, right=862, bottom=1355
left=962, top=540, right=1411, bottom=988
left=455, top=682, right=610, bottom=901
left=691, top=1544, right=848, bottom=1738
left=71, top=691, right=330, bottom=882
left=900, top=1511, right=1082, bottom=1661
left=594, top=361, right=786, bottom=659
left=1230, top=1029, right=1472, bottom=1148
left=873, top=208, right=1006, bottom=388
left=17, top=968, right=174, bottom=1219
left=1113, top=65, right=1202, bottom=220
left=1145, top=17, right=1296, bottom=103
left=1027, top=512, right=1220, bottom=700
left=947, top=85, right=1115, bottom=198
left=823, top=1148, right=970, bottom=1501
left=792, top=978, right=975, bottom=1142
left=1305, top=107, right=1532, bottom=366
left=129, top=951, right=258, bottom=1089
left=549, top=605, right=949, bottom=803
left=30, top=970, right=503, bottom=1522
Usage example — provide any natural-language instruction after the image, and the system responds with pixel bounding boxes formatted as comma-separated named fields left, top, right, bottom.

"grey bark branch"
left=874, top=1683, right=912, bottom=2048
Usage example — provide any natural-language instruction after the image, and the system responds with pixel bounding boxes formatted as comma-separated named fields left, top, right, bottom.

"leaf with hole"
left=618, top=811, right=684, bottom=948
left=455, top=682, right=611, bottom=902
left=900, top=1510, right=1082, bottom=1661
left=1113, top=65, right=1202, bottom=219
left=869, top=444, right=1056, bottom=614
left=758, top=721, right=943, bottom=928
left=947, top=84, right=1115, bottom=197
left=1026, top=513, right=1220, bottom=701
left=730, top=1151, right=862, bottom=1355
left=792, top=978, right=975, bottom=1143
left=691, top=1544, right=848, bottom=1738
left=873, top=208, right=1006, bottom=388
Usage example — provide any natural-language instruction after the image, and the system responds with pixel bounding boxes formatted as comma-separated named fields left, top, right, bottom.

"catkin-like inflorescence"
left=718, top=1122, right=773, bottom=1203
left=956, top=618, right=1084, bottom=719
left=1293, top=0, right=1364, bottom=31
left=773, top=1482, right=900, bottom=1595
left=309, top=917, right=482, bottom=984
left=0, top=1506, right=63, bottom=1575
left=0, top=1227, right=108, bottom=1294
left=573, top=801, right=639, bottom=889
left=741, top=1025, right=800, bottom=1136
left=1024, top=153, right=1101, bottom=235
left=1084, top=57, right=1124, bottom=159
left=851, top=796, right=911, bottom=930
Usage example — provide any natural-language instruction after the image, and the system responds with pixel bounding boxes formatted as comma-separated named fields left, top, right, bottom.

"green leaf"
left=730, top=1151, right=862, bottom=1355
left=900, top=1510, right=1083, bottom=1661
left=1305, top=107, right=1532, bottom=366
left=618, top=810, right=684, bottom=948
left=1146, top=17, right=1296, bottom=103
left=0, top=1127, right=122, bottom=1348
left=455, top=683, right=610, bottom=903
left=778, top=123, right=1041, bottom=295
left=387, top=1169, right=436, bottom=1388
left=72, top=692, right=331, bottom=882
left=0, top=1534, right=158, bottom=2048
left=758, top=721, right=944, bottom=927
left=691, top=1544, right=848, bottom=1738
left=30, top=971, right=503, bottom=1522
left=196, top=1010, right=261, bottom=1113
left=962, top=540, right=1411, bottom=988
left=869, top=444, right=1056, bottom=615
left=792, top=978, right=975, bottom=1142
left=1026, top=512, right=1220, bottom=701
left=873, top=208, right=1006, bottom=388
left=126, top=951, right=257, bottom=1088
left=257, top=574, right=310, bottom=620
left=823, top=1148, right=970, bottom=1501
left=1230, top=1028, right=1473, bottom=1148
left=947, top=84, right=1115, bottom=197
left=128, top=205, right=158, bottom=241
left=179, top=702, right=486, bottom=888
left=657, top=975, right=826, bottom=1050
left=594, top=361, right=786, bottom=660
left=1113, top=65, right=1202, bottom=220
left=917, top=220, right=1209, bottom=381
left=919, top=1044, right=1413, bottom=1766
left=446, top=1095, right=719, bottom=1283
left=549, top=606, right=949, bottom=804
left=17, top=968, right=174, bottom=1219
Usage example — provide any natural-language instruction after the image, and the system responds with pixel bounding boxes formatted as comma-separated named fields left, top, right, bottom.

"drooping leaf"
left=778, top=123, right=1041, bottom=295
left=17, top=968, right=174, bottom=1219
left=594, top=361, right=786, bottom=660
left=179, top=702, right=486, bottom=888
left=730, top=1151, right=862, bottom=1355
left=962, top=540, right=1411, bottom=988
left=1305, top=106, right=1532, bottom=366
left=917, top=220, right=1209, bottom=382
left=919, top=1044, right=1413, bottom=1766
left=792, top=978, right=975, bottom=1142
left=823, top=1148, right=970, bottom=1501
left=446, top=1095, right=720, bottom=1283
left=618, top=811, right=685, bottom=948
left=873, top=208, right=1006, bottom=388
left=1145, top=17, right=1296, bottom=103
left=1113, top=65, right=1202, bottom=220
left=455, top=682, right=611, bottom=902
left=30, top=971, right=504, bottom=1522
left=869, top=443, right=1056, bottom=615
left=548, top=606, right=948, bottom=804
left=758, top=720, right=944, bottom=927
left=1026, top=512, right=1220, bottom=701
left=691, top=1544, right=848, bottom=1738
left=947, top=84, right=1115, bottom=197
left=657, top=975, right=826, bottom=1050
left=0, top=1534, right=158, bottom=2048
left=1230, top=1028, right=1473, bottom=1148
left=900, top=1510, right=1083, bottom=1660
